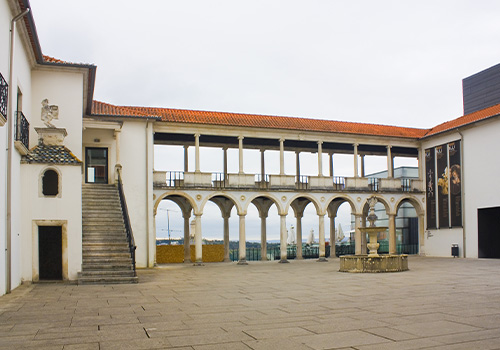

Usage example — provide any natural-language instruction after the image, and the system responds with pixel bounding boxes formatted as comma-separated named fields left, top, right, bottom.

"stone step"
left=83, top=251, right=131, bottom=257
left=82, top=257, right=132, bottom=264
left=82, top=216, right=125, bottom=222
left=80, top=269, right=135, bottom=277
left=83, top=248, right=130, bottom=254
left=78, top=276, right=138, bottom=285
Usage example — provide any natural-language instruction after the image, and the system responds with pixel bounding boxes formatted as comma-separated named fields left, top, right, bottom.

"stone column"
left=419, top=214, right=426, bottom=256
left=238, top=214, right=247, bottom=265
left=317, top=141, right=323, bottom=176
left=387, top=145, right=393, bottom=178
left=223, top=147, right=228, bottom=182
left=296, top=151, right=300, bottom=184
left=296, top=214, right=303, bottom=259
left=183, top=213, right=191, bottom=263
left=260, top=149, right=265, bottom=181
left=418, top=148, right=423, bottom=181
left=360, top=154, right=365, bottom=177
left=329, top=153, right=333, bottom=177
left=329, top=215, right=335, bottom=257
left=279, top=214, right=288, bottom=263
left=388, top=213, right=396, bottom=254
left=279, top=138, right=285, bottom=175
left=194, top=214, right=203, bottom=265
left=361, top=215, right=367, bottom=254
left=184, top=145, right=189, bottom=172
left=238, top=136, right=244, bottom=174
left=223, top=214, right=230, bottom=262
left=353, top=143, right=359, bottom=178
left=194, top=133, right=201, bottom=173
left=260, top=214, right=268, bottom=261
left=354, top=214, right=362, bottom=255
left=318, top=214, right=327, bottom=261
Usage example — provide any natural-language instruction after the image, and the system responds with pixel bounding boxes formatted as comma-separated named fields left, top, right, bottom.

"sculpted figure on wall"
left=41, top=99, right=59, bottom=128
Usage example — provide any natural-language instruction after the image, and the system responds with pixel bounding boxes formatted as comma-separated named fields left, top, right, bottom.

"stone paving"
left=2, top=256, right=500, bottom=350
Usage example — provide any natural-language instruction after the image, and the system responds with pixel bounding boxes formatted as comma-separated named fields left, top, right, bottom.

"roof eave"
left=420, top=112, right=500, bottom=140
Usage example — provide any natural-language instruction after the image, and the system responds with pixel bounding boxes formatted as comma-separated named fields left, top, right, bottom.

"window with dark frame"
left=42, top=169, right=59, bottom=196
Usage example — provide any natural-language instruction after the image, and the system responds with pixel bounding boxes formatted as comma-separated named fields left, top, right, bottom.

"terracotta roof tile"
left=424, top=103, right=500, bottom=137
left=91, top=101, right=427, bottom=139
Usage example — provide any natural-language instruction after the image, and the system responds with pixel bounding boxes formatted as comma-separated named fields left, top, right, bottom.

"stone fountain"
left=339, top=197, right=408, bottom=273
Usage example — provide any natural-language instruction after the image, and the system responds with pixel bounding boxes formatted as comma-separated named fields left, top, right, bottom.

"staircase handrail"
left=116, top=167, right=137, bottom=276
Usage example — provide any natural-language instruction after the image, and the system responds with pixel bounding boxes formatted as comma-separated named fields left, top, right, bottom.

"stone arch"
left=286, top=193, right=323, bottom=215
left=326, top=195, right=357, bottom=217
left=202, top=192, right=241, bottom=215
left=154, top=191, right=198, bottom=216
left=246, top=193, right=282, bottom=216
left=395, top=195, right=424, bottom=216
left=361, top=195, right=391, bottom=216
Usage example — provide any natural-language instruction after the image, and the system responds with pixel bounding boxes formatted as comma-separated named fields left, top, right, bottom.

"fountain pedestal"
left=339, top=196, right=409, bottom=273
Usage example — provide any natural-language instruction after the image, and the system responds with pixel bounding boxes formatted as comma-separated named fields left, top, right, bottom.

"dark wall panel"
left=463, top=63, right=500, bottom=115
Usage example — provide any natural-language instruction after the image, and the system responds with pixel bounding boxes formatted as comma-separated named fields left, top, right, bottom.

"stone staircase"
left=79, top=183, right=138, bottom=284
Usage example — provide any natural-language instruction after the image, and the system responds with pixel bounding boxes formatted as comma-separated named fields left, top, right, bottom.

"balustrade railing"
left=368, top=177, right=380, bottom=191
left=116, top=169, right=137, bottom=276
left=212, top=172, right=227, bottom=188
left=0, top=73, right=7, bottom=120
left=297, top=175, right=310, bottom=190
left=166, top=171, right=184, bottom=187
left=333, top=176, right=345, bottom=190
left=15, top=111, right=29, bottom=150
left=255, top=174, right=269, bottom=189
left=401, top=178, right=412, bottom=192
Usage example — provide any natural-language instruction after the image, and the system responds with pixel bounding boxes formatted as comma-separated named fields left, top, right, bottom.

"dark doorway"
left=38, top=226, right=62, bottom=280
left=85, top=147, right=108, bottom=183
left=478, top=207, right=500, bottom=258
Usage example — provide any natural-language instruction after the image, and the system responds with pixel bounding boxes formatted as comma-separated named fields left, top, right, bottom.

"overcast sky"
left=29, top=0, right=500, bottom=243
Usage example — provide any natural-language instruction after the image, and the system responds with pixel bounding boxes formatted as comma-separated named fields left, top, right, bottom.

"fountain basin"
left=339, top=254, right=408, bottom=273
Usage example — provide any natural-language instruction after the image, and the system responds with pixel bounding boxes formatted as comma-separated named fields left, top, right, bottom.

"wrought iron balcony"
left=0, top=73, right=7, bottom=123
left=15, top=111, right=29, bottom=153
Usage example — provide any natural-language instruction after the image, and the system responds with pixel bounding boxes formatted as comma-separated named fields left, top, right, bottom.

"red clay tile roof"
left=91, top=101, right=428, bottom=139
left=424, top=103, right=500, bottom=137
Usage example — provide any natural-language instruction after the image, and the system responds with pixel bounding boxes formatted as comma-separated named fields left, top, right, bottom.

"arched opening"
left=395, top=199, right=420, bottom=254
left=154, top=194, right=194, bottom=263
left=328, top=197, right=355, bottom=257
left=42, top=169, right=59, bottom=196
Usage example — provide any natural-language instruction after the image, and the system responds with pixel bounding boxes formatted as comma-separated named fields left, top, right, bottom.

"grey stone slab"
left=194, top=342, right=252, bottom=350
left=244, top=338, right=313, bottom=350
left=244, top=326, right=314, bottom=340
left=392, top=320, right=483, bottom=338
left=167, top=330, right=255, bottom=347
left=300, top=330, right=390, bottom=349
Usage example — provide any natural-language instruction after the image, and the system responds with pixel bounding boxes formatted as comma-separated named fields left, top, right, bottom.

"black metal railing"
left=297, top=175, right=310, bottom=190
left=401, top=178, right=412, bottom=192
left=229, top=245, right=332, bottom=261
left=333, top=176, right=345, bottom=190
left=117, top=170, right=137, bottom=276
left=255, top=174, right=269, bottom=189
left=166, top=171, right=184, bottom=187
left=335, top=243, right=355, bottom=257
left=15, top=111, right=29, bottom=149
left=212, top=172, right=227, bottom=188
left=368, top=177, right=380, bottom=191
left=0, top=73, right=7, bottom=120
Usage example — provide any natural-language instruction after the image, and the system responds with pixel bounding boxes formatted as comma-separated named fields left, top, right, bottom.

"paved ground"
left=1, top=256, right=500, bottom=350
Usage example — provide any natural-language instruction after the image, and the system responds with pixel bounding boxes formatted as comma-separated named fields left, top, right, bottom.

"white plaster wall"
left=21, top=164, right=83, bottom=281
left=31, top=70, right=84, bottom=159
left=119, top=120, right=153, bottom=268
left=0, top=0, right=35, bottom=295
left=461, top=118, right=500, bottom=258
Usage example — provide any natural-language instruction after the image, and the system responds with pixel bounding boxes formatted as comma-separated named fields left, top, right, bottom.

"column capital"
left=194, top=133, right=200, bottom=138
left=386, top=145, right=392, bottom=149
left=353, top=143, right=359, bottom=147
left=238, top=135, right=244, bottom=141
left=279, top=137, right=285, bottom=143
left=317, top=140, right=323, bottom=145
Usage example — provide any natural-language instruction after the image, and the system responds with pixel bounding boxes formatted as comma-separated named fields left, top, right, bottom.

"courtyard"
left=1, top=257, right=500, bottom=350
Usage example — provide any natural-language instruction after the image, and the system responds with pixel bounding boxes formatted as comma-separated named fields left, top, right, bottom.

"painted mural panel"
left=425, top=148, right=437, bottom=229
left=449, top=140, right=462, bottom=227
left=436, top=144, right=449, bottom=228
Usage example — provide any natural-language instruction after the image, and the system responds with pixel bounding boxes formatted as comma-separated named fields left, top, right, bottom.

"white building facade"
left=2, top=0, right=500, bottom=296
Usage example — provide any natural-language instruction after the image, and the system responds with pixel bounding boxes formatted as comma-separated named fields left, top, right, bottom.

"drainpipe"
left=457, top=129, right=466, bottom=258
left=6, top=8, right=30, bottom=295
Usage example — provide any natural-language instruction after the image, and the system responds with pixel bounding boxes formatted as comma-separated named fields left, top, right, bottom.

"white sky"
left=29, top=0, right=500, bottom=242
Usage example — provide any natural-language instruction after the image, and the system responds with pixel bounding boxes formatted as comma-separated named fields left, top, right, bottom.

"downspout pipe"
left=6, top=8, right=30, bottom=295
left=457, top=129, right=466, bottom=258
